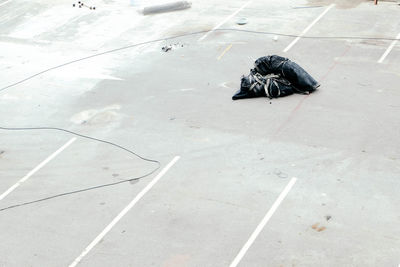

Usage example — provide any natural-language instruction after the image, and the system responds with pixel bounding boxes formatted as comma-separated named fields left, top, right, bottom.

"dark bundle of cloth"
left=232, top=55, right=320, bottom=100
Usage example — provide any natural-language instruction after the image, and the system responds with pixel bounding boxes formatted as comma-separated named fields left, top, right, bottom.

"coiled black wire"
left=0, top=127, right=160, bottom=212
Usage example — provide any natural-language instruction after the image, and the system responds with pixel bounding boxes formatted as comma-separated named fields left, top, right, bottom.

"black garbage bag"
left=264, top=75, right=294, bottom=98
left=232, top=73, right=294, bottom=100
left=232, top=55, right=320, bottom=101
left=254, top=55, right=320, bottom=93
left=232, top=73, right=266, bottom=100
left=254, top=55, right=288, bottom=75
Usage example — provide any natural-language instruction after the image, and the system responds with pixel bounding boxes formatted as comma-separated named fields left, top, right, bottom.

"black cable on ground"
left=0, top=126, right=160, bottom=212
left=1, top=28, right=399, bottom=93
left=1, top=28, right=399, bottom=211
left=0, top=30, right=208, bottom=93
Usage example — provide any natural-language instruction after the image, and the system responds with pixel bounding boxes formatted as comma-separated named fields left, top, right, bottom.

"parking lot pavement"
left=1, top=0, right=400, bottom=266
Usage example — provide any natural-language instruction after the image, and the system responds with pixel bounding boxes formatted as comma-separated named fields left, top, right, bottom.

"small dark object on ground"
left=162, top=45, right=172, bottom=52
left=73, top=1, right=96, bottom=10
left=232, top=55, right=320, bottom=100
left=162, top=42, right=185, bottom=52
left=325, top=215, right=332, bottom=221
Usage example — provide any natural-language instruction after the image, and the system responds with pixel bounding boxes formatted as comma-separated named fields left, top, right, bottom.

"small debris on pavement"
left=162, top=45, right=172, bottom=52
left=73, top=1, right=96, bottom=10
left=312, top=223, right=327, bottom=232
left=142, top=1, right=191, bottom=15
left=162, top=42, right=185, bottom=52
left=236, top=17, right=248, bottom=25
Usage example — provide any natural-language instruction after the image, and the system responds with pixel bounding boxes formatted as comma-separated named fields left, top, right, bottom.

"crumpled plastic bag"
left=254, top=55, right=320, bottom=93
left=232, top=55, right=320, bottom=100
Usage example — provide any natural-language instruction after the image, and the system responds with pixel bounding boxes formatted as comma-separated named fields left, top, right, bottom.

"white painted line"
left=0, top=0, right=11, bottom=7
left=198, top=1, right=252, bottom=42
left=378, top=32, right=400, bottom=63
left=69, top=156, right=180, bottom=267
left=229, top=177, right=298, bottom=267
left=179, top=88, right=195, bottom=92
left=283, top=4, right=334, bottom=52
left=0, top=137, right=76, bottom=201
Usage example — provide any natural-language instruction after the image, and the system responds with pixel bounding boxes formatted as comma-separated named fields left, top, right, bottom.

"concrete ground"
left=0, top=0, right=399, bottom=266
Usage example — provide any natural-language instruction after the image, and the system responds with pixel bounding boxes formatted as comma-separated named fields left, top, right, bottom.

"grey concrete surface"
left=0, top=0, right=399, bottom=266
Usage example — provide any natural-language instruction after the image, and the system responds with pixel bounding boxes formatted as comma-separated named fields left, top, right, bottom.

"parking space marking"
left=229, top=177, right=297, bottom=267
left=0, top=0, right=11, bottom=7
left=69, top=156, right=180, bottom=267
left=217, top=44, right=233, bottom=60
left=198, top=1, right=252, bottom=42
left=0, top=137, right=76, bottom=201
left=283, top=4, right=334, bottom=52
left=378, top=32, right=400, bottom=63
